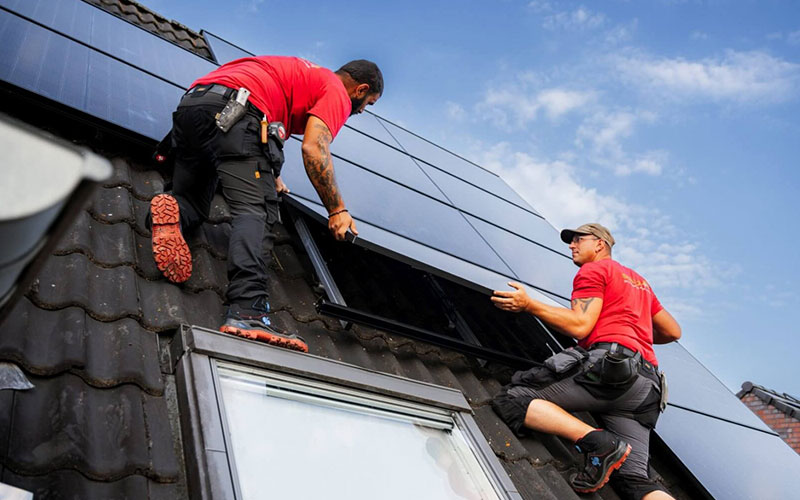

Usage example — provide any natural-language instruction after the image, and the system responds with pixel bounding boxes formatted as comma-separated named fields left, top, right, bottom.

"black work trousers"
left=170, top=89, right=279, bottom=305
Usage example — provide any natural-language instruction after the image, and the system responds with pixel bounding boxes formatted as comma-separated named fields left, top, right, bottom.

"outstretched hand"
left=491, top=281, right=532, bottom=313
left=328, top=211, right=358, bottom=241
left=275, top=176, right=290, bottom=194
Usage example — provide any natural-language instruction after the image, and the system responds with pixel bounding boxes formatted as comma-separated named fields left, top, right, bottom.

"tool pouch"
left=575, top=351, right=640, bottom=400
left=544, top=346, right=588, bottom=374
left=262, top=124, right=285, bottom=177
left=216, top=88, right=250, bottom=133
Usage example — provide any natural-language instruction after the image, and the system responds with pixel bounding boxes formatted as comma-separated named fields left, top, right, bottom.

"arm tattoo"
left=571, top=297, right=595, bottom=314
left=302, top=123, right=342, bottom=211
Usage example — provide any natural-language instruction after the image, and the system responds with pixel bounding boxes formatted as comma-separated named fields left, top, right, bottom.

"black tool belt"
left=185, top=83, right=236, bottom=99
left=591, top=342, right=637, bottom=357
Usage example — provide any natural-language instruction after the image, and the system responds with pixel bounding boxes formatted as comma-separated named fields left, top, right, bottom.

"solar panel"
left=1, top=0, right=215, bottom=87
left=330, top=126, right=448, bottom=203
left=464, top=215, right=573, bottom=301
left=376, top=116, right=537, bottom=212
left=0, top=9, right=180, bottom=140
left=282, top=139, right=516, bottom=277
left=203, top=31, right=254, bottom=65
left=656, top=405, right=800, bottom=499
left=418, top=163, right=567, bottom=255
left=654, top=342, right=773, bottom=432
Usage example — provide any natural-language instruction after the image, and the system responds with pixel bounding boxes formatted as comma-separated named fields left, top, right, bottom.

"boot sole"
left=151, top=194, right=192, bottom=283
left=574, top=443, right=631, bottom=493
left=220, top=325, right=309, bottom=353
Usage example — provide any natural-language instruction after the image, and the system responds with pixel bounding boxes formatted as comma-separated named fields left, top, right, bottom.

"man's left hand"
left=491, top=282, right=532, bottom=313
left=275, top=176, right=290, bottom=194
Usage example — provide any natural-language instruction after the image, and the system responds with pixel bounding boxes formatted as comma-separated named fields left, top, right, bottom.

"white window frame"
left=173, top=325, right=522, bottom=500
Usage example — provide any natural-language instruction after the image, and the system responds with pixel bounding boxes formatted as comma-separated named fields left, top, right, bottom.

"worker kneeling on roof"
left=490, top=223, right=681, bottom=500
left=148, top=56, right=383, bottom=353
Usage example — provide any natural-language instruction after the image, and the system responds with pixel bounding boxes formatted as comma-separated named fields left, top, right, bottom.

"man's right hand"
left=328, top=211, right=358, bottom=241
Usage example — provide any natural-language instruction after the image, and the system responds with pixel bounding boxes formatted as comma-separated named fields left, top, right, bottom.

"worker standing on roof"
left=148, top=56, right=383, bottom=353
left=490, top=223, right=680, bottom=500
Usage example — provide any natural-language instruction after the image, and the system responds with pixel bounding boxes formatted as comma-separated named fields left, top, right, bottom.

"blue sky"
left=152, top=0, right=800, bottom=396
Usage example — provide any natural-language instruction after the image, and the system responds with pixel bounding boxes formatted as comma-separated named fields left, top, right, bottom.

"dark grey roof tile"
left=83, top=0, right=213, bottom=59
left=272, top=243, right=307, bottom=279
left=500, top=459, right=560, bottom=500
left=471, top=405, right=530, bottom=461
left=266, top=275, right=322, bottom=323
left=132, top=233, right=162, bottom=280
left=137, top=280, right=223, bottom=332
left=4, top=373, right=178, bottom=481
left=54, top=213, right=136, bottom=268
left=103, top=158, right=133, bottom=189
left=449, top=365, right=496, bottom=405
left=1, top=469, right=178, bottom=500
left=181, top=249, right=227, bottom=296
left=128, top=167, right=165, bottom=201
left=131, top=197, right=152, bottom=235
left=536, top=464, right=587, bottom=500
left=185, top=223, right=231, bottom=260
left=0, top=297, right=163, bottom=394
left=89, top=186, right=135, bottom=225
left=30, top=254, right=140, bottom=321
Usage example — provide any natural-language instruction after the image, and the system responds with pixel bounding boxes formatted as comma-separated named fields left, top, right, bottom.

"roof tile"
left=55, top=212, right=137, bottom=267
left=30, top=253, right=140, bottom=321
left=1, top=469, right=179, bottom=500
left=0, top=298, right=162, bottom=394
left=3, top=373, right=178, bottom=481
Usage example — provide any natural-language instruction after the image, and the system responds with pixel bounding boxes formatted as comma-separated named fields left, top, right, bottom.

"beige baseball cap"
left=560, top=223, right=615, bottom=248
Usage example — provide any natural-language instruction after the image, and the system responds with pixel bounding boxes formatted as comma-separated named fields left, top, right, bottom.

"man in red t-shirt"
left=148, top=57, right=382, bottom=352
left=490, top=223, right=681, bottom=500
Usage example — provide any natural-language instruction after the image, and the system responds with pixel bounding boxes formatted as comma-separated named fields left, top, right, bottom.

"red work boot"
left=150, top=194, right=192, bottom=283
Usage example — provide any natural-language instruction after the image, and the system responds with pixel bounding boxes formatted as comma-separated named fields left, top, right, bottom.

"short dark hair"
left=336, top=59, right=383, bottom=96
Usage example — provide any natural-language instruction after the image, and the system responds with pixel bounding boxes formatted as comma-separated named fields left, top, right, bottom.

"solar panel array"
left=0, top=0, right=215, bottom=140
left=3, top=3, right=800, bottom=495
left=281, top=111, right=575, bottom=305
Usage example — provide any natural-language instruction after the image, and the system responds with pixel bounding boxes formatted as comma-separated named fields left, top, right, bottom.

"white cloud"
left=444, top=101, right=467, bottom=121
left=479, top=85, right=594, bottom=128
left=543, top=6, right=606, bottom=31
left=475, top=143, right=721, bottom=301
left=575, top=110, right=664, bottom=176
left=615, top=50, right=800, bottom=103
left=476, top=161, right=718, bottom=323
left=691, top=30, right=709, bottom=40
left=788, top=30, right=800, bottom=46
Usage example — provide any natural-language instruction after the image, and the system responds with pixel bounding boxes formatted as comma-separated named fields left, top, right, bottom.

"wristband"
left=328, top=208, right=348, bottom=218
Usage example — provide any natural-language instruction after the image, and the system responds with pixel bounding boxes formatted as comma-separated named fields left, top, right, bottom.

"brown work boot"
left=150, top=193, right=192, bottom=283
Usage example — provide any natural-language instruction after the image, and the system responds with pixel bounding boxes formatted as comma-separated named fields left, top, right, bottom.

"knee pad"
left=609, top=473, right=666, bottom=500
left=491, top=390, right=532, bottom=436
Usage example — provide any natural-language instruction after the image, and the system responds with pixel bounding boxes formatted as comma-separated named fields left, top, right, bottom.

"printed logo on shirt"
left=298, top=58, right=321, bottom=69
left=622, top=273, right=651, bottom=291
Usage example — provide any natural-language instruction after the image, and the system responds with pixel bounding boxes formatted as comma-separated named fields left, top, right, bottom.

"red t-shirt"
left=572, top=259, right=663, bottom=365
left=192, top=56, right=351, bottom=138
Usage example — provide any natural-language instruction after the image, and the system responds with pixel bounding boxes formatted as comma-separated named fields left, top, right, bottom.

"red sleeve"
left=571, top=262, right=606, bottom=300
left=650, top=290, right=664, bottom=316
left=307, top=84, right=351, bottom=140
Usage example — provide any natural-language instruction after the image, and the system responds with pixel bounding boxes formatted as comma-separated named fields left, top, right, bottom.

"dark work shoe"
left=570, top=430, right=631, bottom=493
left=220, top=302, right=308, bottom=353
left=150, top=193, right=192, bottom=283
